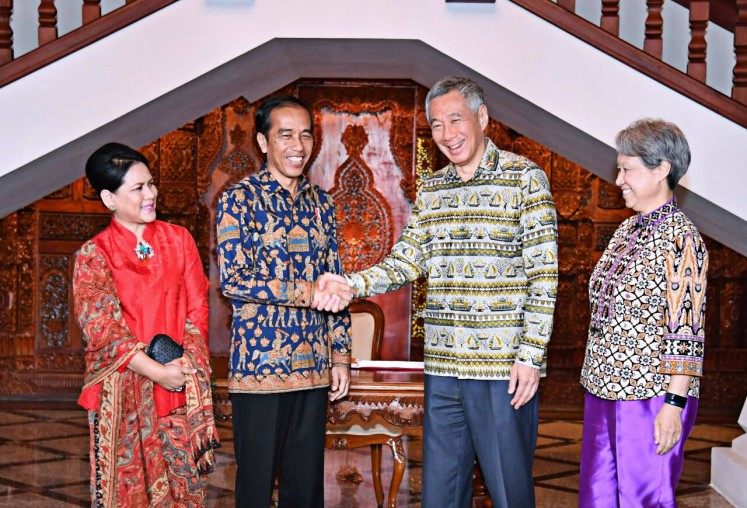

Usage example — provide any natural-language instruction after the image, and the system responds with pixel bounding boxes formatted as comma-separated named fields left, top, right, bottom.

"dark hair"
left=85, top=142, right=149, bottom=195
left=254, top=95, right=313, bottom=137
left=425, top=75, right=485, bottom=122
left=616, top=118, right=691, bottom=190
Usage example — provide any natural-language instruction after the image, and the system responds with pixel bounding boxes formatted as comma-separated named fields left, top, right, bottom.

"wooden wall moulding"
left=36, top=352, right=85, bottom=373
left=327, top=395, right=425, bottom=428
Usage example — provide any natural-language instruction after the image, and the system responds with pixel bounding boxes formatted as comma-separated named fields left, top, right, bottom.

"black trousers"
left=232, top=388, right=328, bottom=508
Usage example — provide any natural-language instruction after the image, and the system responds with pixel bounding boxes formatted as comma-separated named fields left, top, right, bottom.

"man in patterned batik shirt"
left=216, top=96, right=353, bottom=508
left=343, top=76, right=558, bottom=507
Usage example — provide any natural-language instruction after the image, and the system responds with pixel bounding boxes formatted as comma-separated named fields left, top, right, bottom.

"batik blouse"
left=580, top=198, right=708, bottom=400
left=216, top=166, right=351, bottom=393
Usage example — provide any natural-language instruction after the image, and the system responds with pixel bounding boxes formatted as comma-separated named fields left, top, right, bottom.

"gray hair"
left=615, top=118, right=691, bottom=190
left=425, top=75, right=485, bottom=122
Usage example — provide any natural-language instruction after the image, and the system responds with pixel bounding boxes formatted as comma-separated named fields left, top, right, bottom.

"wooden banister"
left=509, top=0, right=747, bottom=127
left=643, top=0, right=664, bottom=58
left=687, top=0, right=709, bottom=82
left=735, top=0, right=747, bottom=104
left=82, top=0, right=102, bottom=26
left=38, top=0, right=58, bottom=47
left=0, top=0, right=178, bottom=88
left=600, top=0, right=620, bottom=36
left=0, top=0, right=12, bottom=65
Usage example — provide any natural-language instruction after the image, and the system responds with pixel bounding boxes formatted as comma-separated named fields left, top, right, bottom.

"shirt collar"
left=251, top=164, right=311, bottom=197
left=444, top=138, right=500, bottom=181
left=637, top=196, right=678, bottom=229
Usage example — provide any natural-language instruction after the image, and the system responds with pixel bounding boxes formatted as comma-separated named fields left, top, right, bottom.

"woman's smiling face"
left=104, top=162, right=158, bottom=232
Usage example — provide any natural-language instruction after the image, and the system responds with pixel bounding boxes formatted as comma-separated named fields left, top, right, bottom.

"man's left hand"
left=508, top=363, right=540, bottom=409
left=329, top=365, right=350, bottom=401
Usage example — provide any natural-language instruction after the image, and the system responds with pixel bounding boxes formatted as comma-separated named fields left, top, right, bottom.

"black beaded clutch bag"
left=146, top=334, right=184, bottom=364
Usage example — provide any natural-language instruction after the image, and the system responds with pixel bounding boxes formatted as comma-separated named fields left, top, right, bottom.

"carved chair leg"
left=370, top=443, right=384, bottom=508
left=387, top=436, right=406, bottom=508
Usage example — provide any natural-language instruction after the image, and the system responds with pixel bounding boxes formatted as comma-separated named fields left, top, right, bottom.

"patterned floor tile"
left=0, top=408, right=738, bottom=507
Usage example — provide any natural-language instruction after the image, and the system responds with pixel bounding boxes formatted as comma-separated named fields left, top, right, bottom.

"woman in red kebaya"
left=73, top=142, right=219, bottom=507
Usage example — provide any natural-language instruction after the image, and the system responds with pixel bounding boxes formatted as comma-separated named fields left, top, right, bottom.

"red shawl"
left=74, top=219, right=219, bottom=506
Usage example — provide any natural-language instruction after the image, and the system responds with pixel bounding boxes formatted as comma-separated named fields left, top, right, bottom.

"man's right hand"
left=312, top=273, right=354, bottom=312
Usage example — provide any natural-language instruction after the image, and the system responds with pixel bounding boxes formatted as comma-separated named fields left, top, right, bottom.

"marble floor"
left=0, top=407, right=740, bottom=507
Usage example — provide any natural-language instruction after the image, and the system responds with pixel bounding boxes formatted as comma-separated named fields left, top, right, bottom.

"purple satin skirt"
left=579, top=392, right=698, bottom=508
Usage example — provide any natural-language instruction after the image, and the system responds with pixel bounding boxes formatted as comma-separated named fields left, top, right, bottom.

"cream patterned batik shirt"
left=347, top=139, right=558, bottom=380
left=581, top=198, right=708, bottom=400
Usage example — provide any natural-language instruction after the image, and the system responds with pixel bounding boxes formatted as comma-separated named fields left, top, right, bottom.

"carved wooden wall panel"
left=0, top=79, right=744, bottom=418
left=298, top=81, right=419, bottom=361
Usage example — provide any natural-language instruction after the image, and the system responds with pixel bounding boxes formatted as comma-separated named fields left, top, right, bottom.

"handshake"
left=311, top=273, right=356, bottom=313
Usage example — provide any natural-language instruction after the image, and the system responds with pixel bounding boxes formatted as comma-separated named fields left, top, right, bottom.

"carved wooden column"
left=735, top=0, right=747, bottom=104
left=38, top=0, right=57, bottom=47
left=82, top=0, right=101, bottom=25
left=557, top=0, right=575, bottom=12
left=687, top=0, right=709, bottom=82
left=600, top=0, right=619, bottom=36
left=0, top=0, right=12, bottom=65
left=643, top=0, right=664, bottom=58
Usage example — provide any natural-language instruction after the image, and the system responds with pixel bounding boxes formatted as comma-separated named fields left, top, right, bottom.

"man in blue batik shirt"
left=216, top=96, right=353, bottom=508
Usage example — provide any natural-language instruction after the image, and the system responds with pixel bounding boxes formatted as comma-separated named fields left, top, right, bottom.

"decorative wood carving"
left=299, top=83, right=417, bottom=202
left=82, top=178, right=100, bottom=201
left=0, top=371, right=33, bottom=394
left=327, top=396, right=425, bottom=428
left=597, top=179, right=626, bottom=209
left=718, top=280, right=744, bottom=348
left=0, top=0, right=12, bottom=65
left=39, top=213, right=109, bottom=241
left=330, top=124, right=394, bottom=273
left=390, top=115, right=417, bottom=203
left=594, top=223, right=620, bottom=251
left=409, top=133, right=437, bottom=361
left=17, top=210, right=36, bottom=336
left=196, top=109, right=224, bottom=269
left=0, top=211, right=18, bottom=263
left=39, top=254, right=70, bottom=348
left=687, top=0, right=709, bottom=82
left=45, top=185, right=72, bottom=200
left=0, top=266, right=16, bottom=336
left=38, top=0, right=58, bottom=47
left=36, top=352, right=85, bottom=372
left=601, top=0, right=620, bottom=36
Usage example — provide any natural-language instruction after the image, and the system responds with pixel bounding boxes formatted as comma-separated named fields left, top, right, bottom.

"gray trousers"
left=422, top=375, right=539, bottom=508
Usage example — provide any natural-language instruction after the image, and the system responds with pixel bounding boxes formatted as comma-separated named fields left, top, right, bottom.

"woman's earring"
left=109, top=206, right=116, bottom=212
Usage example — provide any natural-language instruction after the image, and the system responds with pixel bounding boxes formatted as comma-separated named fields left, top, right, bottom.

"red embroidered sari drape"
left=73, top=219, right=219, bottom=507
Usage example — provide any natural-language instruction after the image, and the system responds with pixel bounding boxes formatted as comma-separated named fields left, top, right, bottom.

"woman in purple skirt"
left=579, top=119, right=708, bottom=507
